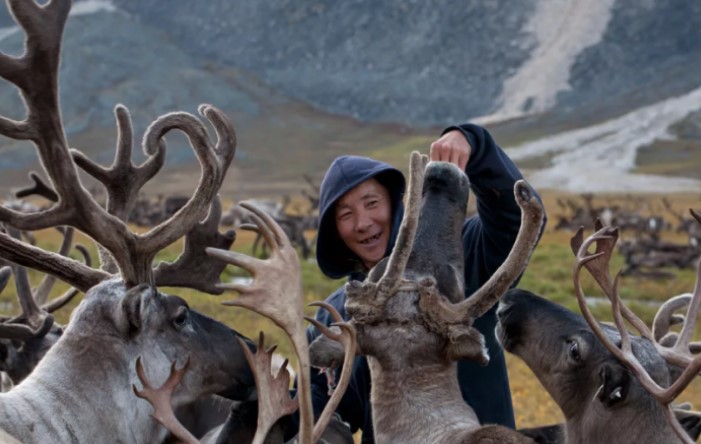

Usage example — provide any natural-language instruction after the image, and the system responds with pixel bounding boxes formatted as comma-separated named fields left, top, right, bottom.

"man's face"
left=335, top=178, right=392, bottom=270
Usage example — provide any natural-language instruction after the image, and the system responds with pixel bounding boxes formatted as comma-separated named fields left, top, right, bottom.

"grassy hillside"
left=2, top=190, right=701, bottom=431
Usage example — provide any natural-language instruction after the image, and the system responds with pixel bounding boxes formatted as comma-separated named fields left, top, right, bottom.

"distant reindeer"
left=308, top=153, right=544, bottom=443
left=0, top=225, right=89, bottom=389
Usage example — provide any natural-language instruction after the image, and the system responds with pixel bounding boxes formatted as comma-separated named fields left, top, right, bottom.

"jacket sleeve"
left=443, top=123, right=547, bottom=295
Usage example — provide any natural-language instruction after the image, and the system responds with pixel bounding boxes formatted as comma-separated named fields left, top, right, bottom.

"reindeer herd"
left=0, top=1, right=700, bottom=443
left=555, top=194, right=701, bottom=279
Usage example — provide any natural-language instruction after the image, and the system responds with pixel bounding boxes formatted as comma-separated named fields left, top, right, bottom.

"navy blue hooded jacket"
left=306, top=123, right=546, bottom=443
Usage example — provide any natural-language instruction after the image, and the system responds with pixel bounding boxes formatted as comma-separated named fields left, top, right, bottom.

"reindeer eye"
left=568, top=340, right=581, bottom=362
left=173, top=307, right=189, bottom=328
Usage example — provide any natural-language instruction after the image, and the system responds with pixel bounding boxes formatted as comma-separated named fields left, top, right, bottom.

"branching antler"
left=32, top=226, right=74, bottom=305
left=570, top=220, right=653, bottom=338
left=0, top=226, right=54, bottom=340
left=571, top=223, right=701, bottom=444
left=0, top=267, right=11, bottom=294
left=154, top=196, right=236, bottom=294
left=238, top=333, right=298, bottom=444
left=1, top=227, right=89, bottom=324
left=448, top=180, right=544, bottom=319
left=37, top=243, right=90, bottom=313
left=14, top=171, right=58, bottom=202
left=206, top=201, right=315, bottom=442
left=70, top=105, right=166, bottom=222
left=653, top=294, right=701, bottom=353
left=0, top=0, right=238, bottom=290
left=207, top=202, right=357, bottom=444
left=132, top=356, right=197, bottom=444
left=414, top=180, right=544, bottom=363
left=0, top=223, right=90, bottom=337
left=305, top=301, right=356, bottom=443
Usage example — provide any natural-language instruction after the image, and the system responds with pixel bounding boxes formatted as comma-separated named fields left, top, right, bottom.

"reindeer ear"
left=597, top=363, right=630, bottom=407
left=444, top=327, right=489, bottom=365
left=309, top=328, right=346, bottom=369
left=118, top=284, right=154, bottom=337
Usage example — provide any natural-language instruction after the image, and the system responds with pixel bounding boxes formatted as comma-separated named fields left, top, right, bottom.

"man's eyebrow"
left=360, top=191, right=382, bottom=200
left=335, top=201, right=352, bottom=213
left=336, top=190, right=383, bottom=213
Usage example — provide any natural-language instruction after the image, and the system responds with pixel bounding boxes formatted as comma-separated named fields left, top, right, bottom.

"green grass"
left=635, top=137, right=701, bottom=180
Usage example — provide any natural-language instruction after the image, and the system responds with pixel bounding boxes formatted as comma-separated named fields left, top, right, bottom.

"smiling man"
left=306, top=123, right=546, bottom=443
left=331, top=176, right=395, bottom=271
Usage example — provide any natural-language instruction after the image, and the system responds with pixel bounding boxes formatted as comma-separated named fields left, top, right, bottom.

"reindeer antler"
left=15, top=171, right=59, bottom=203
left=415, top=179, right=544, bottom=363
left=452, top=181, right=544, bottom=318
left=237, top=333, right=298, bottom=444
left=570, top=220, right=653, bottom=338
left=305, top=301, right=356, bottom=443
left=154, top=196, right=236, bottom=294
left=206, top=201, right=315, bottom=443
left=375, top=152, right=427, bottom=294
left=0, top=226, right=53, bottom=340
left=207, top=201, right=357, bottom=444
left=32, top=226, right=74, bottom=305
left=132, top=356, right=197, bottom=444
left=0, top=0, right=237, bottom=290
left=70, top=105, right=166, bottom=223
left=1, top=227, right=88, bottom=326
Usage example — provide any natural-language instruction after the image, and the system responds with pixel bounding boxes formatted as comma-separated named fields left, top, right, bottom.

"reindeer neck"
left=367, top=357, right=480, bottom=444
left=0, top=334, right=164, bottom=444
left=565, top=406, right=679, bottom=444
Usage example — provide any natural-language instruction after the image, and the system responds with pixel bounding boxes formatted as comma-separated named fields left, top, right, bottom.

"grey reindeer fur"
left=496, top=289, right=690, bottom=444
left=312, top=154, right=544, bottom=444
left=0, top=280, right=254, bottom=444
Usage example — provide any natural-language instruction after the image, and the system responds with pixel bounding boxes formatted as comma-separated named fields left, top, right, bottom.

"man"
left=307, top=123, right=546, bottom=443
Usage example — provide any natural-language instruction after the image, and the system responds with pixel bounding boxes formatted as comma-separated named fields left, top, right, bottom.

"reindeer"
left=131, top=202, right=358, bottom=444
left=497, top=288, right=701, bottom=444
left=0, top=225, right=89, bottom=389
left=497, top=220, right=701, bottom=444
left=306, top=153, right=544, bottom=443
left=0, top=0, right=264, bottom=441
left=0, top=280, right=258, bottom=443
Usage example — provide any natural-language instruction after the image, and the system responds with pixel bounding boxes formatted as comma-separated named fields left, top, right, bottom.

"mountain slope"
left=111, top=0, right=701, bottom=128
left=0, top=0, right=698, bottom=195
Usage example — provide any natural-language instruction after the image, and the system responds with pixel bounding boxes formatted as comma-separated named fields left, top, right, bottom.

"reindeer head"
left=60, top=280, right=256, bottom=404
left=497, top=288, right=672, bottom=421
left=563, top=219, right=701, bottom=443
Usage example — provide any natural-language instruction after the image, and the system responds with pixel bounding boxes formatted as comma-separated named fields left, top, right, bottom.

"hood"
left=316, top=155, right=405, bottom=279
